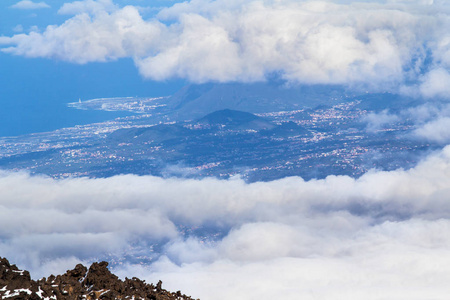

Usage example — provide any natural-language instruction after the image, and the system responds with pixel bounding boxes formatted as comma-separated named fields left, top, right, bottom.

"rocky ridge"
left=0, top=257, right=197, bottom=300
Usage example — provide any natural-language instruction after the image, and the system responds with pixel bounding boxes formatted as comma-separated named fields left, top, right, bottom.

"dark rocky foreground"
left=0, top=257, right=198, bottom=300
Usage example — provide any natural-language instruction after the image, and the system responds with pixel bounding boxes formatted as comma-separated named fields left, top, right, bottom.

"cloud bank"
left=2, top=145, right=450, bottom=299
left=1, top=0, right=450, bottom=96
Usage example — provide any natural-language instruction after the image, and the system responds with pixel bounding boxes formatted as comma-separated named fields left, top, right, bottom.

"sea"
left=0, top=54, right=185, bottom=137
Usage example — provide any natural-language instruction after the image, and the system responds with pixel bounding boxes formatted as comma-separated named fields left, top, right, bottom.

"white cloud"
left=413, top=117, right=450, bottom=143
left=10, top=0, right=50, bottom=9
left=58, top=0, right=117, bottom=15
left=363, top=109, right=400, bottom=132
left=136, top=246, right=450, bottom=300
left=1, top=6, right=163, bottom=64
left=419, top=68, right=450, bottom=99
left=12, top=25, right=24, bottom=33
left=2, top=0, right=450, bottom=91
left=2, top=145, right=450, bottom=299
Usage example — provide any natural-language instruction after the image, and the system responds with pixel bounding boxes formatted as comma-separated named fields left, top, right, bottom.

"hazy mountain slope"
left=166, top=82, right=346, bottom=120
left=196, top=109, right=276, bottom=130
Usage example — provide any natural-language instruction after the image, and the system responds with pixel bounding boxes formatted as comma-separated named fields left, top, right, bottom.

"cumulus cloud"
left=413, top=117, right=450, bottom=143
left=1, top=0, right=450, bottom=93
left=2, top=145, right=450, bottom=298
left=363, top=109, right=400, bottom=131
left=10, top=0, right=50, bottom=9
left=0, top=6, right=163, bottom=64
left=58, top=0, right=117, bottom=15
left=394, top=102, right=450, bottom=143
left=419, top=68, right=450, bottom=99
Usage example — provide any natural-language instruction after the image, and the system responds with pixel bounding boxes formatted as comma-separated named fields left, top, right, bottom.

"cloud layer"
left=2, top=145, right=450, bottom=299
left=2, top=0, right=450, bottom=95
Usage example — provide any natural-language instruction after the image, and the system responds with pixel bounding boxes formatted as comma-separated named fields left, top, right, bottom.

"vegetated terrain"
left=0, top=83, right=432, bottom=182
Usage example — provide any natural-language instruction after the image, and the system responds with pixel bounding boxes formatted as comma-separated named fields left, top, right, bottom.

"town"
left=0, top=95, right=433, bottom=182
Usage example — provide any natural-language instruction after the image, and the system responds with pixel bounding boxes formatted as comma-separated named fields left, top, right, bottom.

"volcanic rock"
left=0, top=257, right=198, bottom=300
